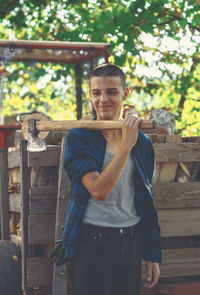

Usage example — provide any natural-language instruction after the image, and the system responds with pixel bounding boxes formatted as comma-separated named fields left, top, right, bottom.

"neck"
left=101, top=129, right=121, bottom=140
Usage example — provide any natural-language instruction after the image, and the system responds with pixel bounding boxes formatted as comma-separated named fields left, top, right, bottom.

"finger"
left=146, top=263, right=152, bottom=283
left=145, top=268, right=160, bottom=288
left=145, top=275, right=158, bottom=288
left=123, top=114, right=139, bottom=124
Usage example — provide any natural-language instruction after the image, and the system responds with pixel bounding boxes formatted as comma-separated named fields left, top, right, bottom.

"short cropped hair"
left=90, top=63, right=126, bottom=89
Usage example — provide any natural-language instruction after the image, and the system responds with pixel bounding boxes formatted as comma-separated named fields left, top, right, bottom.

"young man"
left=56, top=64, right=161, bottom=295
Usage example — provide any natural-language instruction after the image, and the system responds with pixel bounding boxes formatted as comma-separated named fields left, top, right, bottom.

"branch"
left=175, top=122, right=197, bottom=133
left=157, top=15, right=180, bottom=26
left=189, top=23, right=200, bottom=33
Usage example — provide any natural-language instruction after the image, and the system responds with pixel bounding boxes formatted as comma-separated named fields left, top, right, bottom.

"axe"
left=21, top=113, right=165, bottom=152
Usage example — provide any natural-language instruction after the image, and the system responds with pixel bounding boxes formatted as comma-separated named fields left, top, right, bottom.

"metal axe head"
left=27, top=119, right=46, bottom=152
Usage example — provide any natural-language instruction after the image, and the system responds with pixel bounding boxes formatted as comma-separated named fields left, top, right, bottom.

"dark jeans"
left=70, top=222, right=142, bottom=295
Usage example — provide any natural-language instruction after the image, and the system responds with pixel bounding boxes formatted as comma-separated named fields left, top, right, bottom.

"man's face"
left=90, top=76, right=129, bottom=120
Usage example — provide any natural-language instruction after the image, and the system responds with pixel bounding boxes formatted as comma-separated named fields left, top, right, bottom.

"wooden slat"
left=153, top=135, right=182, bottom=183
left=28, top=146, right=61, bottom=167
left=165, top=134, right=182, bottom=143
left=153, top=182, right=200, bottom=209
left=20, top=140, right=31, bottom=291
left=28, top=247, right=200, bottom=287
left=30, top=187, right=58, bottom=214
left=142, top=248, right=200, bottom=279
left=27, top=257, right=53, bottom=287
left=8, top=148, right=20, bottom=168
left=154, top=143, right=200, bottom=162
left=154, top=162, right=178, bottom=183
left=53, top=137, right=71, bottom=295
left=28, top=215, right=55, bottom=244
left=0, top=149, right=10, bottom=240
left=9, top=193, right=21, bottom=213
left=158, top=208, right=200, bottom=237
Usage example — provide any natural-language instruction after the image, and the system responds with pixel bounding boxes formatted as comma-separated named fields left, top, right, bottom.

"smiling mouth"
left=99, top=106, right=112, bottom=109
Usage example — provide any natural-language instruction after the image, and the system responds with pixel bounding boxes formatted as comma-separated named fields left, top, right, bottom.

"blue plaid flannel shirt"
left=62, top=128, right=162, bottom=263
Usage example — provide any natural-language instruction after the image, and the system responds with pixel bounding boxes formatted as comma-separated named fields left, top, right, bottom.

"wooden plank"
left=28, top=215, right=55, bottom=244
left=28, top=247, right=200, bottom=286
left=30, top=187, right=57, bottom=214
left=158, top=208, right=200, bottom=237
left=153, top=182, right=200, bottom=209
left=28, top=146, right=61, bottom=167
left=142, top=248, right=200, bottom=279
left=153, top=135, right=182, bottom=183
left=183, top=136, right=200, bottom=143
left=0, top=149, right=10, bottom=240
left=53, top=137, right=71, bottom=295
left=154, top=143, right=200, bottom=162
left=9, top=193, right=21, bottom=213
left=7, top=148, right=20, bottom=168
left=27, top=257, right=53, bottom=287
left=20, top=140, right=32, bottom=291
left=165, top=134, right=182, bottom=143
left=154, top=162, right=178, bottom=183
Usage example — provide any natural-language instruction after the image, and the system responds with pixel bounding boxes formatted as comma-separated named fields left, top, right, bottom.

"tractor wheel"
left=0, top=240, right=22, bottom=295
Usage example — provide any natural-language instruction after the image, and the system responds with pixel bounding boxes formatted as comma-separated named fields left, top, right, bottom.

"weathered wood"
left=9, top=193, right=21, bottom=213
left=0, top=149, right=10, bottom=240
left=29, top=187, right=57, bottom=214
left=153, top=135, right=182, bottom=183
left=53, top=137, right=72, bottom=295
left=165, top=134, right=182, bottom=143
left=31, top=167, right=59, bottom=187
left=27, top=257, right=53, bottom=287
left=162, top=236, right=200, bottom=250
left=28, top=146, right=61, bottom=167
left=154, top=143, right=200, bottom=162
left=7, top=148, right=20, bottom=168
left=142, top=248, right=200, bottom=280
left=153, top=182, right=200, bottom=209
left=28, top=215, right=55, bottom=244
left=146, top=248, right=200, bottom=278
left=158, top=208, right=200, bottom=237
left=154, top=162, right=178, bottom=183
left=20, top=140, right=31, bottom=291
left=183, top=136, right=200, bottom=143
left=28, top=247, right=200, bottom=287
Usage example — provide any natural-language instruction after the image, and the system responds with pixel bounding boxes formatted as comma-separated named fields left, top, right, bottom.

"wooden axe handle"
left=36, top=119, right=156, bottom=131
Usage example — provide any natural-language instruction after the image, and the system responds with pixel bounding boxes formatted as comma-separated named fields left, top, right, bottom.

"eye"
left=108, top=91, right=117, bottom=95
left=92, top=91, right=100, bottom=96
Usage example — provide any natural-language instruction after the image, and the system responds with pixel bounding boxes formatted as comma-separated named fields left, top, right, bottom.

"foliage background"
left=0, top=0, right=200, bottom=135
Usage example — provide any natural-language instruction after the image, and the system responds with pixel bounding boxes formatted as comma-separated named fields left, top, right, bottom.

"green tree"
left=0, top=0, right=200, bottom=134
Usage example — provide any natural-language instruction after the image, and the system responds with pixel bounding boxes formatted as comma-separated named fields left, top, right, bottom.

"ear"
left=123, top=88, right=129, bottom=101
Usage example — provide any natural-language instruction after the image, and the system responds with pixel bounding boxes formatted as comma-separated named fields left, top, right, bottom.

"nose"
left=99, top=91, right=108, bottom=103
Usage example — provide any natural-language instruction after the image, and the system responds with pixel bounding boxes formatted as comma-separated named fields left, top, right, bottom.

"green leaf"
left=179, top=19, right=188, bottom=29
left=193, top=14, right=200, bottom=26
left=114, top=54, right=127, bottom=66
left=140, top=23, right=154, bottom=33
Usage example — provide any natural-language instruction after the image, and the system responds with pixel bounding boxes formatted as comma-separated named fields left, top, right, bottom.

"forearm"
left=82, top=144, right=131, bottom=201
left=82, top=115, right=142, bottom=201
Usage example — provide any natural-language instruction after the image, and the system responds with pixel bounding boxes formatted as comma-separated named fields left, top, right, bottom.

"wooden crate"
left=2, top=135, right=200, bottom=294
